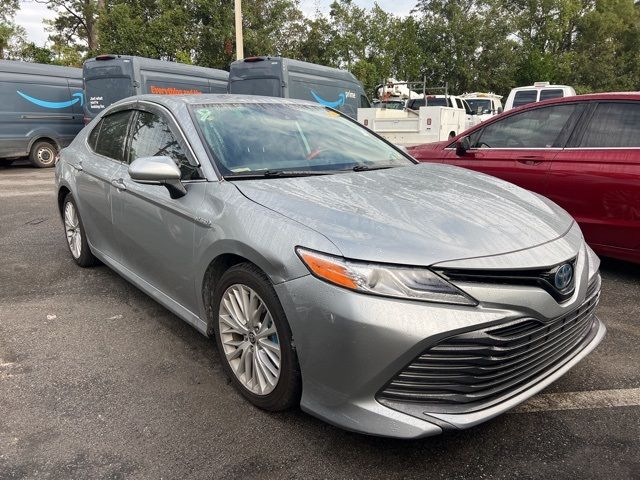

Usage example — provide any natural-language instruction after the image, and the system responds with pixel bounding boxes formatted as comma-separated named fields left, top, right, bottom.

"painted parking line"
left=0, top=180, right=54, bottom=187
left=0, top=190, right=54, bottom=198
left=512, top=388, right=640, bottom=413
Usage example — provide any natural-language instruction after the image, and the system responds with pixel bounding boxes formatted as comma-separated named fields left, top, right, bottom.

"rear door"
left=75, top=109, right=134, bottom=259
left=448, top=103, right=582, bottom=193
left=548, top=101, right=640, bottom=254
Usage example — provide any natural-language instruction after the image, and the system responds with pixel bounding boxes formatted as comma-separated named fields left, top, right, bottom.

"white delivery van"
left=504, top=82, right=576, bottom=111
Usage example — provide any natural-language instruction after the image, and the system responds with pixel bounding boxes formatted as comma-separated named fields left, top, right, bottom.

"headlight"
left=586, top=244, right=600, bottom=282
left=296, top=248, right=477, bottom=306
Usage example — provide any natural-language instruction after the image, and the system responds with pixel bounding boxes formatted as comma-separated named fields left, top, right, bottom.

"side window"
left=580, top=102, right=640, bottom=148
left=128, top=110, right=202, bottom=180
left=94, top=110, right=133, bottom=161
left=513, top=90, right=538, bottom=108
left=476, top=104, right=577, bottom=148
left=539, top=89, right=564, bottom=101
left=87, top=120, right=102, bottom=151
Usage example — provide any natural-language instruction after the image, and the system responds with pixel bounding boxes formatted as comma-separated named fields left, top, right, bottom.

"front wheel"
left=211, top=263, right=301, bottom=411
left=62, top=193, right=98, bottom=267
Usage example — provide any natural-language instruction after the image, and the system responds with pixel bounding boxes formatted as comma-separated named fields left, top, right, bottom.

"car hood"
left=233, top=164, right=574, bottom=266
left=409, top=140, right=448, bottom=154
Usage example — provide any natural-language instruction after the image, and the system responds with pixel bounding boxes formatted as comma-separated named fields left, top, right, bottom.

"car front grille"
left=378, top=277, right=601, bottom=411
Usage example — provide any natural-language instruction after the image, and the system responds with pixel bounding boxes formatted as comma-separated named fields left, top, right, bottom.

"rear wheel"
left=62, top=193, right=98, bottom=267
left=29, top=140, right=57, bottom=168
left=211, top=263, right=301, bottom=411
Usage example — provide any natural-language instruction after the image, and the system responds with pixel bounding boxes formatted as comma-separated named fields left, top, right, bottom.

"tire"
left=211, top=263, right=301, bottom=411
left=62, top=192, right=98, bottom=267
left=29, top=140, right=57, bottom=168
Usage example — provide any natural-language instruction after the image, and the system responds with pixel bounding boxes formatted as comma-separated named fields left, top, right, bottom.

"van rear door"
left=83, top=58, right=135, bottom=120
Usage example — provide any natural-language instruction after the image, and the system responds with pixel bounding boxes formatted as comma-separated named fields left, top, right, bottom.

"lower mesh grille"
left=378, top=287, right=600, bottom=409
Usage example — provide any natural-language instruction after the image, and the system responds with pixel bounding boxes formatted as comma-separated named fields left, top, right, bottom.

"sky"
left=15, top=0, right=417, bottom=47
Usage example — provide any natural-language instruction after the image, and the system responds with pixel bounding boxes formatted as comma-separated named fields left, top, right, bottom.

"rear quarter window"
left=93, top=110, right=133, bottom=161
left=87, top=120, right=102, bottom=150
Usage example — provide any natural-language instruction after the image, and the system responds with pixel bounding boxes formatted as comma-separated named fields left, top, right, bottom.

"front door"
left=449, top=103, right=582, bottom=195
left=110, top=106, right=207, bottom=311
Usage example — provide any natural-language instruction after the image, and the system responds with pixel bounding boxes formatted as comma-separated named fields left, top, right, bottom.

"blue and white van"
left=0, top=60, right=84, bottom=167
left=229, top=56, right=370, bottom=118
left=83, top=55, right=229, bottom=122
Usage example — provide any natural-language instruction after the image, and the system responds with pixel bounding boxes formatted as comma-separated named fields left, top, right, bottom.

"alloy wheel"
left=218, top=284, right=281, bottom=395
left=64, top=201, right=82, bottom=259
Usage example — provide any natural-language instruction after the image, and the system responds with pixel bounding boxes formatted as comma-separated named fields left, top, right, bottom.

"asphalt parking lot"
left=1, top=162, right=638, bottom=480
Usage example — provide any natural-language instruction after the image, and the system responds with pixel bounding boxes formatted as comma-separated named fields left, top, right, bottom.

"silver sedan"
left=55, top=95, right=605, bottom=438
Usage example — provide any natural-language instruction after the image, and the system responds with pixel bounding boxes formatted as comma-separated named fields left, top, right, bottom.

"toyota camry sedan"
left=55, top=94, right=605, bottom=439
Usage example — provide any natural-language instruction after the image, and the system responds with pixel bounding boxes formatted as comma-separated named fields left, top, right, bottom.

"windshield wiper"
left=351, top=164, right=397, bottom=172
left=226, top=169, right=337, bottom=179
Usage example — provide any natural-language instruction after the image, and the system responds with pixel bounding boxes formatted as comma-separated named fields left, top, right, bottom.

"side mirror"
left=129, top=156, right=186, bottom=199
left=456, top=136, right=471, bottom=156
left=497, top=107, right=503, bottom=114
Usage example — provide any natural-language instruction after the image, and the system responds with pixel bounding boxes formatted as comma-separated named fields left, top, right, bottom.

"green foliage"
left=0, top=0, right=24, bottom=58
left=10, top=0, right=640, bottom=98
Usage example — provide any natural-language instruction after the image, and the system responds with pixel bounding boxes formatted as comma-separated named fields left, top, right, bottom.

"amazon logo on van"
left=310, top=90, right=356, bottom=109
left=17, top=91, right=84, bottom=109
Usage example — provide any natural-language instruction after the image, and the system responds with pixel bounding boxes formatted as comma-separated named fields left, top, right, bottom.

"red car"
left=409, top=93, right=640, bottom=264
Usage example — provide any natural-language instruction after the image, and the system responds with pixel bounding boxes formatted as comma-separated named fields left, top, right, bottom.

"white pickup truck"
left=358, top=95, right=481, bottom=146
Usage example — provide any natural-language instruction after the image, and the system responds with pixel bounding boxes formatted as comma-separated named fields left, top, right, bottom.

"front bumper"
left=274, top=240, right=605, bottom=439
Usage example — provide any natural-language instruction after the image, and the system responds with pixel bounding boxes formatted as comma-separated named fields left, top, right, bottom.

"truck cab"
left=461, top=92, right=503, bottom=122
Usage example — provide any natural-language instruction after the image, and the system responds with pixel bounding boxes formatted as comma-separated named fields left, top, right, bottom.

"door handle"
left=516, top=156, right=544, bottom=166
left=111, top=179, right=127, bottom=191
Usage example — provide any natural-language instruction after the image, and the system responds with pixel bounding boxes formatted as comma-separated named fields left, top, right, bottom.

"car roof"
left=506, top=91, right=640, bottom=113
left=119, top=93, right=319, bottom=109
left=510, top=84, right=573, bottom=91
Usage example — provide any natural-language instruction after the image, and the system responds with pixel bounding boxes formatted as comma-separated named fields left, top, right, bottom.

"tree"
left=97, top=0, right=195, bottom=61
left=37, top=0, right=102, bottom=56
left=1, top=0, right=25, bottom=59
left=567, top=0, right=640, bottom=91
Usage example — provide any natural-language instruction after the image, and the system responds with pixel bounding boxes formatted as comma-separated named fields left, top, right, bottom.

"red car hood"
left=408, top=140, right=448, bottom=154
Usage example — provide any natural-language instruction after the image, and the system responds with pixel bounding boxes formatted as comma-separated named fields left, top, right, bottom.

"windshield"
left=374, top=101, right=405, bottom=110
left=466, top=99, right=492, bottom=114
left=191, top=103, right=412, bottom=177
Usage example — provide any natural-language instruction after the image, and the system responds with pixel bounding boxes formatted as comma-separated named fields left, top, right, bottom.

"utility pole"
left=234, top=0, right=244, bottom=60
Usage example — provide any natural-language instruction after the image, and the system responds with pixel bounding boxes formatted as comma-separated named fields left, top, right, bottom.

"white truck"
left=358, top=104, right=466, bottom=147
left=460, top=92, right=503, bottom=122
left=358, top=91, right=485, bottom=146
